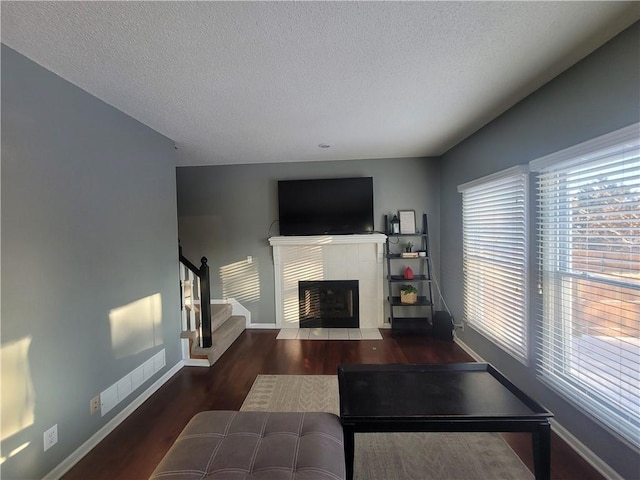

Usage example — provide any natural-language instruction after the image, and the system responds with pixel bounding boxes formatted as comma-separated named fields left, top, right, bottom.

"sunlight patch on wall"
left=109, top=293, right=163, bottom=359
left=1, top=337, right=35, bottom=442
left=282, top=247, right=324, bottom=326
left=220, top=258, right=260, bottom=303
left=0, top=442, right=30, bottom=465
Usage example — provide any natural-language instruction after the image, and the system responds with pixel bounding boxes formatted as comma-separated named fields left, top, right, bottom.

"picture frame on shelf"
left=398, top=210, right=416, bottom=234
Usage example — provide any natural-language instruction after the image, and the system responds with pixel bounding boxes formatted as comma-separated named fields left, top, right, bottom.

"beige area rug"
left=241, top=375, right=534, bottom=480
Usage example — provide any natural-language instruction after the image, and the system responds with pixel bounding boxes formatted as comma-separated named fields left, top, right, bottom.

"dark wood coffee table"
left=338, top=363, right=553, bottom=480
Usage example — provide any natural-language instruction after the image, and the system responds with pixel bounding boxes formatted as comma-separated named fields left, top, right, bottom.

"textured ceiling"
left=2, top=1, right=638, bottom=166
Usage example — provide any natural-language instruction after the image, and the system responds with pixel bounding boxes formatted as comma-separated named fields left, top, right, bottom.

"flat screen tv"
left=278, top=177, right=374, bottom=235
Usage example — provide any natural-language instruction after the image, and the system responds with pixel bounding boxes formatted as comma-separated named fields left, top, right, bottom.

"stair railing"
left=179, top=245, right=212, bottom=348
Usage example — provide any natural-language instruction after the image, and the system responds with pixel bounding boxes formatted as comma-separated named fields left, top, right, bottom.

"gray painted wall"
left=439, top=22, right=639, bottom=478
left=176, top=157, right=441, bottom=325
left=1, top=45, right=181, bottom=479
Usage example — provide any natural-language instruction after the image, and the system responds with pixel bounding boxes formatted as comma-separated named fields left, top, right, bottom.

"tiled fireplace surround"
left=269, top=234, right=387, bottom=329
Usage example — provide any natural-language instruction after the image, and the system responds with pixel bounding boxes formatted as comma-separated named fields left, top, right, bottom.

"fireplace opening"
left=298, top=280, right=359, bottom=328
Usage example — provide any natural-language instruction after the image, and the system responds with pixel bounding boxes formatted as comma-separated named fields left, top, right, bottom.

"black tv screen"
left=278, top=177, right=374, bottom=235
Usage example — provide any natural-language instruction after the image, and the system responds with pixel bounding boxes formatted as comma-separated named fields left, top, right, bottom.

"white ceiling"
left=2, top=2, right=638, bottom=167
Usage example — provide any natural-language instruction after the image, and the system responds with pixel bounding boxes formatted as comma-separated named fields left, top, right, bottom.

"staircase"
left=181, top=302, right=246, bottom=366
left=179, top=246, right=246, bottom=367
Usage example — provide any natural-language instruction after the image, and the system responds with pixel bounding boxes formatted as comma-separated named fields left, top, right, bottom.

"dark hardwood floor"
left=62, top=330, right=604, bottom=480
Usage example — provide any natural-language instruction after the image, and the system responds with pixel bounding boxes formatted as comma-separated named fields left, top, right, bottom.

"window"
left=458, top=166, right=529, bottom=363
left=531, top=123, right=640, bottom=448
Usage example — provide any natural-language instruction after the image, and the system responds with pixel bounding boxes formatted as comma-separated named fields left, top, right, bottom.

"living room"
left=2, top=3, right=639, bottom=480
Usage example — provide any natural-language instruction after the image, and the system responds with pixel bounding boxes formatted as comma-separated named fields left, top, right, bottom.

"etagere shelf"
left=384, top=213, right=435, bottom=332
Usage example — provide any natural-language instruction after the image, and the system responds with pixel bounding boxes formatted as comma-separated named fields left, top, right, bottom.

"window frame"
left=530, top=122, right=640, bottom=448
left=458, top=165, right=530, bottom=364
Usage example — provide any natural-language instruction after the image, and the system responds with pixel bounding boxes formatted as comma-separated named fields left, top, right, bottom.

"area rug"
left=241, top=375, right=534, bottom=480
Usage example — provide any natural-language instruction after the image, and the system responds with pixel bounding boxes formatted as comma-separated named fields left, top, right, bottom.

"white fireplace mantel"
left=269, top=234, right=387, bottom=247
left=269, top=234, right=387, bottom=329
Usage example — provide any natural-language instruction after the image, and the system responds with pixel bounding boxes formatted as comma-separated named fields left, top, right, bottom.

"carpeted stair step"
left=203, top=314, right=246, bottom=366
left=211, top=303, right=232, bottom=331
left=181, top=302, right=245, bottom=365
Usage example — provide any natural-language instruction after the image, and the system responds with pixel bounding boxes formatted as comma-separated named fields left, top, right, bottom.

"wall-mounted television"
left=278, top=177, right=374, bottom=236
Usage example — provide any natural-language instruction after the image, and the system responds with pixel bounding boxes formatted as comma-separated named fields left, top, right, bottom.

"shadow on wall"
left=220, top=258, right=261, bottom=304
left=109, top=293, right=163, bottom=360
left=1, top=336, right=35, bottom=465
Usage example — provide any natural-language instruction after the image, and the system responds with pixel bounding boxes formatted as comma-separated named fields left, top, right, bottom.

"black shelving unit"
left=385, top=213, right=435, bottom=332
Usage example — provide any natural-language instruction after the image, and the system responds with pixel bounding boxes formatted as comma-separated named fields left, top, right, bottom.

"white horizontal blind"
left=459, top=166, right=529, bottom=363
left=532, top=123, right=640, bottom=448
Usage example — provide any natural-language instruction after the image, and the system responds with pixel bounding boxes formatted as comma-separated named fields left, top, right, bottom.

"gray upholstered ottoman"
left=149, top=411, right=345, bottom=480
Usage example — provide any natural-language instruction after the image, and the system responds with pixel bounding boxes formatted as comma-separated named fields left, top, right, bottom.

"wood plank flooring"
left=62, top=330, right=604, bottom=480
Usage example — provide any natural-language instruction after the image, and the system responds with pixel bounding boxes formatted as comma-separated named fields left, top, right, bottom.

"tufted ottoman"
left=149, top=411, right=345, bottom=480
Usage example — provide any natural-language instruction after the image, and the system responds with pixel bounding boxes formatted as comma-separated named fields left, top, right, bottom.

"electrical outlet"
left=247, top=255, right=252, bottom=264
left=90, top=395, right=100, bottom=415
left=44, top=424, right=58, bottom=451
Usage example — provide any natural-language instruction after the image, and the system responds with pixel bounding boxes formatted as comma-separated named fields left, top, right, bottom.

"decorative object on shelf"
left=401, top=252, right=419, bottom=258
left=399, top=210, right=416, bottom=234
left=390, top=215, right=400, bottom=234
left=400, top=284, right=418, bottom=304
left=404, top=241, right=414, bottom=253
left=418, top=251, right=426, bottom=257
left=404, top=266, right=414, bottom=280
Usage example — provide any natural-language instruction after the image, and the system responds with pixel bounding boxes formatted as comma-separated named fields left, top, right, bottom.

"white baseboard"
left=551, top=420, right=623, bottom=480
left=182, top=358, right=210, bottom=367
left=453, top=337, right=620, bottom=479
left=454, top=337, right=485, bottom=362
left=42, top=361, right=184, bottom=480
left=247, top=322, right=277, bottom=329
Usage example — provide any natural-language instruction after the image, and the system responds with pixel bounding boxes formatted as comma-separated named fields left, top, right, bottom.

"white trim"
left=529, top=122, right=640, bottom=171
left=182, top=358, right=210, bottom=368
left=457, top=164, right=529, bottom=192
left=268, top=233, right=387, bottom=246
left=551, top=420, right=624, bottom=480
left=454, top=337, right=485, bottom=362
left=180, top=338, right=191, bottom=361
left=453, top=337, right=622, bottom=480
left=210, top=298, right=252, bottom=327
left=42, top=361, right=184, bottom=480
left=272, top=245, right=284, bottom=329
left=247, top=322, right=277, bottom=329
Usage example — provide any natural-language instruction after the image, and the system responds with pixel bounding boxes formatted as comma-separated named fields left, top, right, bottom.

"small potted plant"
left=400, top=284, right=418, bottom=304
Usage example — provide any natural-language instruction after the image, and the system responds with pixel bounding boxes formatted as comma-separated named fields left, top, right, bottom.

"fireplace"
left=299, top=280, right=359, bottom=328
left=269, top=233, right=386, bottom=329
